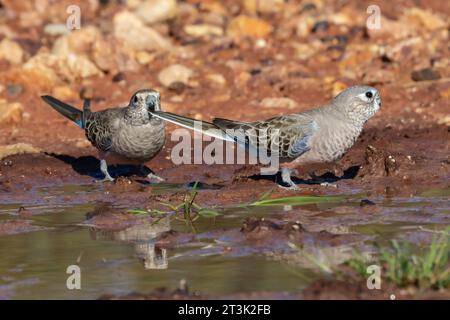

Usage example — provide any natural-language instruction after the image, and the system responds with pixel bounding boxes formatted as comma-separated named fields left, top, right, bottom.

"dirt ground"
left=0, top=0, right=449, bottom=299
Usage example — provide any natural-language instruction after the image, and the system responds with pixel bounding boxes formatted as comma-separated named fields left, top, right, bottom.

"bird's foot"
left=278, top=183, right=299, bottom=191
left=278, top=168, right=299, bottom=190
left=146, top=173, right=164, bottom=184
left=96, top=175, right=115, bottom=183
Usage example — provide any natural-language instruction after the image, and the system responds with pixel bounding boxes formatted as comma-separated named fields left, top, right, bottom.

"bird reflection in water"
left=91, top=216, right=171, bottom=270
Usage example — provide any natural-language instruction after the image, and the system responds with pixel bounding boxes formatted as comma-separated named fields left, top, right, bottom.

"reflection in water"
left=135, top=243, right=168, bottom=269
left=271, top=244, right=363, bottom=270
left=91, top=217, right=171, bottom=270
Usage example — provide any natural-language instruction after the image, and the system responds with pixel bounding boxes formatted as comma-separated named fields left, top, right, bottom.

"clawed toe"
left=278, top=182, right=299, bottom=190
left=147, top=173, right=164, bottom=184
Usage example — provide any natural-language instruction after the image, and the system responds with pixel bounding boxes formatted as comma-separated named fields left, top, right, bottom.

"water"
left=0, top=185, right=448, bottom=299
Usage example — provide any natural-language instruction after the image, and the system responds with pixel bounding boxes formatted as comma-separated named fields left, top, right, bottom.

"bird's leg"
left=140, top=165, right=164, bottom=184
left=278, top=167, right=299, bottom=190
left=99, top=159, right=114, bottom=182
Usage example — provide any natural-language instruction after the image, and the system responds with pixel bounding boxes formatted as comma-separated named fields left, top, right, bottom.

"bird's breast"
left=111, top=121, right=165, bottom=161
left=298, top=119, right=362, bottom=164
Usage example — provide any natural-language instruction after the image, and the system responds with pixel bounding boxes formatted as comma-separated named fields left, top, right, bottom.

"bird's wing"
left=84, top=110, right=121, bottom=152
left=213, top=115, right=316, bottom=159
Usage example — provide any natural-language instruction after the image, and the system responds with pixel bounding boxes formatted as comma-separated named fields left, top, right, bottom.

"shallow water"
left=0, top=185, right=448, bottom=299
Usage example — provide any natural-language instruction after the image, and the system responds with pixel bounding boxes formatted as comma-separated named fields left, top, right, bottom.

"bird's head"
left=130, top=89, right=161, bottom=112
left=332, top=85, right=381, bottom=124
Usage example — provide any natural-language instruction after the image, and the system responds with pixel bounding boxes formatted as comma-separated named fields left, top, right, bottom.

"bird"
left=41, top=89, right=166, bottom=182
left=150, top=85, right=381, bottom=190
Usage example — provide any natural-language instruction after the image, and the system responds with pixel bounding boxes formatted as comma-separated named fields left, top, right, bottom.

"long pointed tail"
left=151, top=111, right=234, bottom=142
left=41, top=95, right=84, bottom=128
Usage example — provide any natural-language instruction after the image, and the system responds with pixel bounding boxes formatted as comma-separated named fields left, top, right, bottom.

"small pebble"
left=6, top=84, right=23, bottom=97
left=112, top=72, right=126, bottom=82
left=411, top=68, right=440, bottom=81
left=312, top=20, right=329, bottom=33
left=360, top=199, right=376, bottom=206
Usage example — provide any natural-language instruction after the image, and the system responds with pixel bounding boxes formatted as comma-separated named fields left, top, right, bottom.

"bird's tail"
left=151, top=111, right=234, bottom=142
left=41, top=95, right=84, bottom=128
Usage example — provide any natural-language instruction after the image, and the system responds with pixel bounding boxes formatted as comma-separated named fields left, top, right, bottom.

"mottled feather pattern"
left=214, top=114, right=316, bottom=159
left=84, top=108, right=124, bottom=152
left=83, top=108, right=165, bottom=161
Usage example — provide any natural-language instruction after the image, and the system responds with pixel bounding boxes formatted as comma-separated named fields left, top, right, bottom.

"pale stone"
left=0, top=143, right=40, bottom=161
left=259, top=97, right=299, bottom=109
left=206, top=73, right=226, bottom=86
left=184, top=24, right=224, bottom=37
left=114, top=11, right=171, bottom=51
left=43, top=23, right=69, bottom=36
left=135, top=0, right=177, bottom=24
left=52, top=86, right=78, bottom=100
left=0, top=39, right=24, bottom=64
left=0, top=101, right=24, bottom=124
left=227, top=15, right=273, bottom=38
left=135, top=51, right=155, bottom=65
left=158, top=64, right=193, bottom=87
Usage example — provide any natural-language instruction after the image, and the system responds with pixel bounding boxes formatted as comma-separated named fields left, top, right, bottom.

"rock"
left=52, top=86, right=78, bottom=100
left=23, top=51, right=61, bottom=86
left=6, top=84, right=23, bottom=97
left=91, top=38, right=119, bottom=72
left=384, top=155, right=399, bottom=176
left=402, top=8, right=447, bottom=32
left=369, top=9, right=447, bottom=40
left=52, top=26, right=101, bottom=56
left=259, top=97, right=299, bottom=109
left=56, top=54, right=102, bottom=81
left=22, top=28, right=104, bottom=82
left=158, top=64, right=193, bottom=87
left=43, top=23, right=69, bottom=36
left=243, top=0, right=285, bottom=14
left=206, top=73, right=226, bottom=87
left=311, top=20, right=329, bottom=33
left=292, top=42, right=322, bottom=60
left=114, top=11, right=171, bottom=51
left=19, top=11, right=42, bottom=28
left=167, top=82, right=186, bottom=94
left=227, top=15, right=273, bottom=38
left=112, top=72, right=126, bottom=83
left=360, top=199, right=376, bottom=206
left=368, top=16, right=415, bottom=40
left=411, top=68, right=441, bottom=81
left=135, top=0, right=177, bottom=24
left=382, top=37, right=424, bottom=62
left=0, top=38, right=24, bottom=64
left=184, top=24, right=224, bottom=37
left=295, top=16, right=316, bottom=38
left=0, top=100, right=24, bottom=125
left=135, top=51, right=155, bottom=65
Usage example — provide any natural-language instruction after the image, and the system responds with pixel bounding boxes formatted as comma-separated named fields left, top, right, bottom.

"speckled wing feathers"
left=213, top=115, right=316, bottom=159
left=84, top=109, right=123, bottom=152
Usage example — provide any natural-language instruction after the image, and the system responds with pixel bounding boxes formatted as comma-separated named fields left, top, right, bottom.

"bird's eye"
left=133, top=96, right=138, bottom=103
left=365, top=91, right=373, bottom=99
